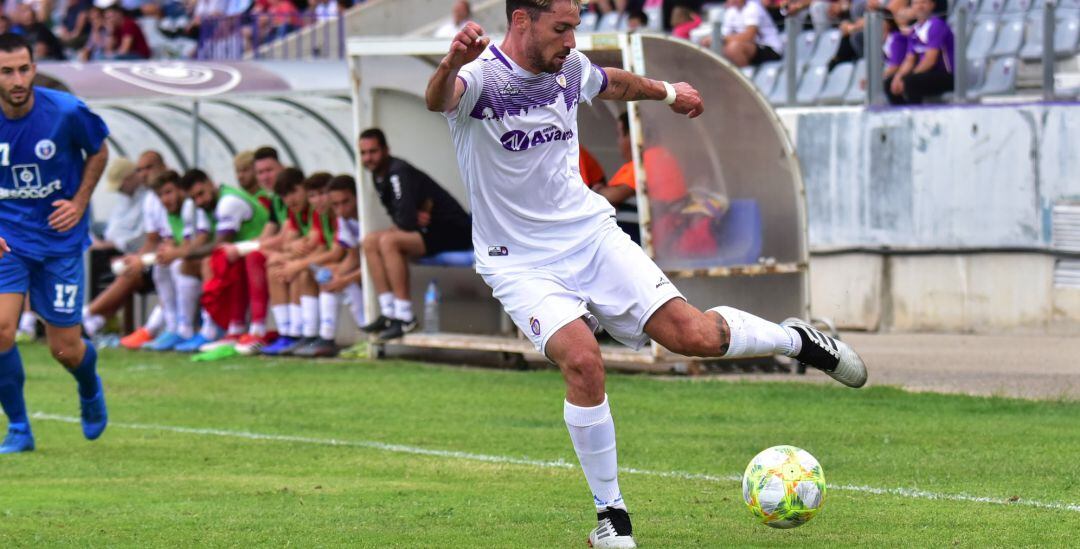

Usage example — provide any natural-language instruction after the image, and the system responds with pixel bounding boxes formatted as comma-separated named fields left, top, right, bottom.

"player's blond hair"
left=233, top=150, right=255, bottom=169
left=506, top=0, right=582, bottom=22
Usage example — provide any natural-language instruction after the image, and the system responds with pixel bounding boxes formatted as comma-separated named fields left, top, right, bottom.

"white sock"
left=378, top=292, right=394, bottom=317
left=564, top=395, right=625, bottom=512
left=288, top=303, right=303, bottom=337
left=271, top=304, right=290, bottom=336
left=344, top=283, right=365, bottom=326
left=145, top=305, right=164, bottom=334
left=249, top=321, right=266, bottom=338
left=18, top=311, right=36, bottom=334
left=318, top=292, right=339, bottom=341
left=83, top=310, right=105, bottom=337
left=227, top=322, right=246, bottom=336
left=152, top=263, right=178, bottom=333
left=301, top=295, right=319, bottom=338
left=172, top=262, right=202, bottom=340
left=710, top=306, right=799, bottom=358
left=200, top=310, right=219, bottom=340
left=393, top=299, right=413, bottom=322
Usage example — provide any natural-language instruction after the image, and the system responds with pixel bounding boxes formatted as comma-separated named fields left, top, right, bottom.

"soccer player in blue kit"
left=0, top=34, right=110, bottom=454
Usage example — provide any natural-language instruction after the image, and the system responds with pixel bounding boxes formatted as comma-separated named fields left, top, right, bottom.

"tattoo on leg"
left=716, top=314, right=730, bottom=355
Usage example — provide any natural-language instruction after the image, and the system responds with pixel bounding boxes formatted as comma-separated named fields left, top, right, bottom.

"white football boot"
left=588, top=507, right=636, bottom=548
left=781, top=318, right=868, bottom=388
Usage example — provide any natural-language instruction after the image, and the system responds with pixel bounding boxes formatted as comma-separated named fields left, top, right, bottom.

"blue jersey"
left=0, top=86, right=109, bottom=257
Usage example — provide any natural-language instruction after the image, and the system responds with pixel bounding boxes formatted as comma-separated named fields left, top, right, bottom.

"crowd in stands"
left=0, top=0, right=360, bottom=61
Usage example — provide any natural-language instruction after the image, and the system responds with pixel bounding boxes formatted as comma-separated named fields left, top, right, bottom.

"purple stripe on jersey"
left=457, top=75, right=468, bottom=93
left=469, top=52, right=585, bottom=120
left=594, top=63, right=608, bottom=94
left=490, top=45, right=512, bottom=69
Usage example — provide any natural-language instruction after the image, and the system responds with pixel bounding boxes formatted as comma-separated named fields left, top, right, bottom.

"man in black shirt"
left=357, top=128, right=472, bottom=341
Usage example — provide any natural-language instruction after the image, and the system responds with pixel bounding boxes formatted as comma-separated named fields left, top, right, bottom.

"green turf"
left=0, top=343, right=1077, bottom=547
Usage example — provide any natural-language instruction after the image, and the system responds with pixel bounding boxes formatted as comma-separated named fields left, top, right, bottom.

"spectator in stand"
left=626, top=9, right=649, bottom=31
left=0, top=16, right=10, bottom=36
left=11, top=4, right=65, bottom=60
left=719, top=0, right=784, bottom=67
left=267, top=0, right=301, bottom=40
left=433, top=0, right=469, bottom=38
left=104, top=4, right=151, bottom=59
left=79, top=6, right=111, bottom=61
left=887, top=0, right=953, bottom=104
left=882, top=15, right=907, bottom=80
left=670, top=5, right=702, bottom=39
left=356, top=128, right=472, bottom=342
left=311, top=0, right=339, bottom=21
left=56, top=0, right=94, bottom=50
left=662, top=0, right=704, bottom=31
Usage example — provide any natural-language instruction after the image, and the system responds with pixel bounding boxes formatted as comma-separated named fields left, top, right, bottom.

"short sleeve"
left=194, top=205, right=211, bottom=235
left=141, top=192, right=163, bottom=234
left=447, top=60, right=484, bottom=121
left=336, top=217, right=360, bottom=248
left=720, top=9, right=736, bottom=36
left=743, top=4, right=763, bottom=28
left=925, top=19, right=947, bottom=49
left=214, top=194, right=253, bottom=234
left=67, top=99, right=109, bottom=155
left=578, top=51, right=608, bottom=103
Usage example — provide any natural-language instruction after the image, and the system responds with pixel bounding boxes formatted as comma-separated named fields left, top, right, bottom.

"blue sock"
left=0, top=346, right=28, bottom=426
left=69, top=339, right=100, bottom=400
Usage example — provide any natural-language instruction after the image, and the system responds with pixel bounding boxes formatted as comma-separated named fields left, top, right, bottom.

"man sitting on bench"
left=356, top=128, right=472, bottom=341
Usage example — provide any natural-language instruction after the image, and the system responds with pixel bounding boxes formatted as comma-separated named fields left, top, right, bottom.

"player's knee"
left=48, top=338, right=82, bottom=368
left=377, top=234, right=400, bottom=254
left=559, top=348, right=604, bottom=380
left=665, top=315, right=715, bottom=357
left=362, top=232, right=382, bottom=252
left=0, top=319, right=16, bottom=351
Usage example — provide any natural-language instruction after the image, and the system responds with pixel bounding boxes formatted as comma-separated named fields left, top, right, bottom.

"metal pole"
left=1044, top=0, right=1057, bottom=100
left=955, top=3, right=969, bottom=102
left=711, top=22, right=723, bottom=55
left=785, top=14, right=798, bottom=105
left=191, top=100, right=201, bottom=169
left=865, top=10, right=885, bottom=106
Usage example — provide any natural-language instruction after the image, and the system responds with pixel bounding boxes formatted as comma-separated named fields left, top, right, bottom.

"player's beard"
left=1, top=86, right=30, bottom=108
left=527, top=42, right=569, bottom=74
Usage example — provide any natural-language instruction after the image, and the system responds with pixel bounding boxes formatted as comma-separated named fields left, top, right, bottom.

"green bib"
left=219, top=186, right=269, bottom=242
left=319, top=211, right=336, bottom=249
left=166, top=212, right=185, bottom=246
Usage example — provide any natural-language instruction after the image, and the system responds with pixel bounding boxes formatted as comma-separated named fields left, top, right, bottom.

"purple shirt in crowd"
left=884, top=31, right=909, bottom=69
left=908, top=17, right=955, bottom=73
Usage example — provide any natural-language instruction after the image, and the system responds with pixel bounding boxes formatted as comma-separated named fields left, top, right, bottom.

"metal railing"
left=197, top=12, right=346, bottom=61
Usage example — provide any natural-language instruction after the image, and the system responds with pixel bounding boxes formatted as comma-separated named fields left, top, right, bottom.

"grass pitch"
left=1, top=344, right=1077, bottom=547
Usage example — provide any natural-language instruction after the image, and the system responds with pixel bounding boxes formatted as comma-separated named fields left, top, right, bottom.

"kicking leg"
left=547, top=320, right=635, bottom=548
left=44, top=323, right=107, bottom=440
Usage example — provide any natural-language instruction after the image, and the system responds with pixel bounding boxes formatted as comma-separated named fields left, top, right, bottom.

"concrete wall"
left=781, top=103, right=1080, bottom=332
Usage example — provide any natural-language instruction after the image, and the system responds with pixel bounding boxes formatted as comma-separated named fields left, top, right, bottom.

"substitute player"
left=0, top=33, right=109, bottom=454
left=425, top=3, right=868, bottom=546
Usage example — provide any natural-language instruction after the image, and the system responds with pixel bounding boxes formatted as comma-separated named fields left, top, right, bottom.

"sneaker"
left=0, top=424, right=35, bottom=454
left=120, top=327, right=154, bottom=350
left=781, top=318, right=867, bottom=388
left=377, top=318, right=417, bottom=342
left=261, top=335, right=298, bottom=356
left=80, top=378, right=108, bottom=441
left=198, top=334, right=242, bottom=353
left=192, top=345, right=241, bottom=362
left=338, top=340, right=370, bottom=359
left=144, top=331, right=183, bottom=351
left=277, top=336, right=317, bottom=356
left=292, top=338, right=338, bottom=358
left=14, top=330, right=35, bottom=344
left=174, top=333, right=212, bottom=353
left=588, top=507, right=636, bottom=548
left=235, top=334, right=272, bottom=356
left=360, top=315, right=392, bottom=334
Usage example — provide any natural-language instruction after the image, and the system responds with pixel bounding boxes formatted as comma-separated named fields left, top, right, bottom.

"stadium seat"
left=972, top=55, right=1019, bottom=96
left=817, top=61, right=855, bottom=104
left=977, top=0, right=1006, bottom=16
left=989, top=15, right=1027, bottom=56
left=753, top=61, right=783, bottom=97
left=740, top=64, right=757, bottom=81
left=596, top=11, right=623, bottom=32
left=768, top=69, right=791, bottom=105
left=1056, top=15, right=1080, bottom=54
left=967, top=56, right=989, bottom=91
left=795, top=30, right=818, bottom=73
left=643, top=5, right=664, bottom=31
left=796, top=64, right=829, bottom=104
left=950, top=0, right=981, bottom=15
left=1020, top=12, right=1046, bottom=59
left=415, top=250, right=474, bottom=268
left=967, top=18, right=1002, bottom=59
left=580, top=11, right=599, bottom=31
left=809, top=29, right=843, bottom=68
left=1002, top=0, right=1034, bottom=15
left=844, top=59, right=868, bottom=103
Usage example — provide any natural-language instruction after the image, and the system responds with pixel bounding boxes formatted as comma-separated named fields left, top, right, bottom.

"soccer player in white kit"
left=426, top=2, right=868, bottom=546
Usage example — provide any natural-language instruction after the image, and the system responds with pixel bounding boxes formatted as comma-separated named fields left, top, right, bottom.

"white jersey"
left=445, top=45, right=615, bottom=274
left=141, top=191, right=165, bottom=235
left=336, top=216, right=361, bottom=248
left=214, top=193, right=254, bottom=234
left=143, top=195, right=207, bottom=242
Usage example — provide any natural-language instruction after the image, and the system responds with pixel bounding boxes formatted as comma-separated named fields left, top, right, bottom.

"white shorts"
left=481, top=224, right=684, bottom=356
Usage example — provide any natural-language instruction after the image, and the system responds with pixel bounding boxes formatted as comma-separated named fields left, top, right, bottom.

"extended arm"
left=598, top=67, right=704, bottom=118
left=426, top=22, right=489, bottom=112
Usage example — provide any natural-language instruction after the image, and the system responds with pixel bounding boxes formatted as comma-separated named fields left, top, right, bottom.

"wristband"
left=662, top=81, right=677, bottom=105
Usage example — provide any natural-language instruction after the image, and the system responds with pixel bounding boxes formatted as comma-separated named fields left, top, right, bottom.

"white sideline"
left=32, top=412, right=1080, bottom=514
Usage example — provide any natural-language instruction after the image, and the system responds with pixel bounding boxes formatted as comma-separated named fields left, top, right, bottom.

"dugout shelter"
left=347, top=33, right=809, bottom=372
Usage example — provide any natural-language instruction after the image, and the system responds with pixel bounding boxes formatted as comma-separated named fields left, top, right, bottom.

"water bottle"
left=423, top=279, right=440, bottom=333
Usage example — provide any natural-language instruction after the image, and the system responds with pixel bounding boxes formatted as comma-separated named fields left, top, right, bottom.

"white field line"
left=32, top=412, right=1080, bottom=514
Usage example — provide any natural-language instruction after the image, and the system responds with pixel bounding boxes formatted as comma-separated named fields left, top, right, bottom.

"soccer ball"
left=741, top=445, right=826, bottom=529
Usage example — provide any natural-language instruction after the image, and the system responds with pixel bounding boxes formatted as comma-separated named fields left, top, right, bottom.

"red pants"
left=244, top=251, right=268, bottom=325
left=201, top=248, right=248, bottom=330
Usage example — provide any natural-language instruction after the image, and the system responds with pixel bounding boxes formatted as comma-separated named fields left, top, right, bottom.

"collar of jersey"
left=490, top=45, right=543, bottom=78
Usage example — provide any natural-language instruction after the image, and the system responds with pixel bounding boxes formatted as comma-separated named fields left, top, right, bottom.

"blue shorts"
left=0, top=251, right=84, bottom=327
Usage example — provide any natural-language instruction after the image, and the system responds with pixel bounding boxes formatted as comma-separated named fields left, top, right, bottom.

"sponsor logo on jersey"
left=529, top=316, right=541, bottom=336
left=499, top=126, right=575, bottom=152
left=0, top=179, right=62, bottom=200
left=655, top=277, right=671, bottom=289
left=487, top=245, right=509, bottom=256
left=34, top=139, right=56, bottom=160
left=501, top=82, right=520, bottom=95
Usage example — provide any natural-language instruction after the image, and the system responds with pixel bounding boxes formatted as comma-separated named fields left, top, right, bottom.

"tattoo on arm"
left=717, top=314, right=731, bottom=356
